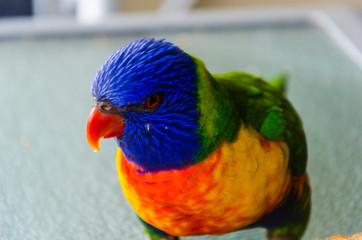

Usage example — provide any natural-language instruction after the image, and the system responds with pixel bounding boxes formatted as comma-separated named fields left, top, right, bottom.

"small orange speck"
left=146, top=123, right=150, bottom=131
left=20, top=137, right=30, bottom=148
left=165, top=126, right=168, bottom=129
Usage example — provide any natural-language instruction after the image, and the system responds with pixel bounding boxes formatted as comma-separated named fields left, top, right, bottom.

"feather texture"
left=89, top=38, right=310, bottom=240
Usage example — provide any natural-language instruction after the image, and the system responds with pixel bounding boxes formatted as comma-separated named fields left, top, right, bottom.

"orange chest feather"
left=117, top=126, right=291, bottom=236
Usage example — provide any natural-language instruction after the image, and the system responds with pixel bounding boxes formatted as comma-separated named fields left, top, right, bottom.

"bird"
left=86, top=38, right=311, bottom=240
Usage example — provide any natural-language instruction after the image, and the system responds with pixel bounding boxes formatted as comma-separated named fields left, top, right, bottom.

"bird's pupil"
left=147, top=94, right=159, bottom=108
left=149, top=97, right=157, bottom=105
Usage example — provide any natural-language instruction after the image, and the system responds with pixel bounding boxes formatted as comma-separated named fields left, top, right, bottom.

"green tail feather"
left=139, top=216, right=179, bottom=240
left=266, top=174, right=311, bottom=240
left=268, top=74, right=288, bottom=94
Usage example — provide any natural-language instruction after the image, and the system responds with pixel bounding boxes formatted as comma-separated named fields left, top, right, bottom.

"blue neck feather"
left=91, top=38, right=201, bottom=172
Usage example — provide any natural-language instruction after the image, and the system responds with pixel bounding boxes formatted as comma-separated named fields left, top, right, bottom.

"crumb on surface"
left=313, top=232, right=362, bottom=240
left=20, top=136, right=30, bottom=148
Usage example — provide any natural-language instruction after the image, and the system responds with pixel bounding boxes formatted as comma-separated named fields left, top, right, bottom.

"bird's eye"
left=101, top=105, right=112, bottom=111
left=97, top=101, right=115, bottom=113
left=146, top=94, right=160, bottom=108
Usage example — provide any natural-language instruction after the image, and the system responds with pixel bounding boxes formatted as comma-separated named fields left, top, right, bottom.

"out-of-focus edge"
left=309, top=5, right=362, bottom=70
left=0, top=5, right=361, bottom=70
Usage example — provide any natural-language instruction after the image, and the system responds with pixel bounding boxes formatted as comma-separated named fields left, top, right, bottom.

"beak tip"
left=93, top=144, right=100, bottom=152
left=86, top=107, right=125, bottom=153
left=92, top=146, right=100, bottom=152
left=88, top=139, right=101, bottom=152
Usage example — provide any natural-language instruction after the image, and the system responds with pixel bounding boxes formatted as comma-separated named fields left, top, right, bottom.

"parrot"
left=86, top=38, right=311, bottom=240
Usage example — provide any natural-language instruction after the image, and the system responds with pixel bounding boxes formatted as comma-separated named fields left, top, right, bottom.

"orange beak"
left=86, top=107, right=125, bottom=151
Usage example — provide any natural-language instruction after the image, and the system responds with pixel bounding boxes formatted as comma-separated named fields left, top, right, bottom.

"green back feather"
left=268, top=73, right=288, bottom=94
left=193, top=57, right=307, bottom=176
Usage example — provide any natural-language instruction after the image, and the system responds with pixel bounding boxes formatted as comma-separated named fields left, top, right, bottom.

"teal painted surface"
left=0, top=25, right=361, bottom=239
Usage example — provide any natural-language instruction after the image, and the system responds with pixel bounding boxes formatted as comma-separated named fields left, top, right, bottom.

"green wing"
left=214, top=72, right=307, bottom=176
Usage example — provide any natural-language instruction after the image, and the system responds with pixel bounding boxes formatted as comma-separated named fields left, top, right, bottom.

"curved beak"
left=86, top=107, right=125, bottom=151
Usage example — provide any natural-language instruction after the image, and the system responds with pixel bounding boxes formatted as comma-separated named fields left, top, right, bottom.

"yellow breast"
left=117, top=125, right=291, bottom=236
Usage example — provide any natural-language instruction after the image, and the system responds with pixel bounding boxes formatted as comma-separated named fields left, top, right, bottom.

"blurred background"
left=0, top=1, right=361, bottom=240
left=0, top=0, right=362, bottom=17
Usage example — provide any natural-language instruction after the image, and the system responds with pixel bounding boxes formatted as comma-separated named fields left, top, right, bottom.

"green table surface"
left=0, top=21, right=361, bottom=240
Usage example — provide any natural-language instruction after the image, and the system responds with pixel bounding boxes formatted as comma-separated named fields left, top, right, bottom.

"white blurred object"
left=59, top=0, right=76, bottom=15
left=76, top=0, right=116, bottom=24
left=158, top=0, right=198, bottom=13
left=33, top=0, right=76, bottom=16
left=33, top=0, right=59, bottom=16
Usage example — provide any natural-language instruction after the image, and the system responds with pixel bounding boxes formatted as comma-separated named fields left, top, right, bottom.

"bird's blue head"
left=87, top=38, right=201, bottom=172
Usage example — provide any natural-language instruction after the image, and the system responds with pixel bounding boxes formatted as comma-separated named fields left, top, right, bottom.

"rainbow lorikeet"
left=86, top=39, right=311, bottom=240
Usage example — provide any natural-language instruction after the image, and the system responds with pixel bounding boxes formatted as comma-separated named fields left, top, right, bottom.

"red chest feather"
left=117, top=127, right=291, bottom=236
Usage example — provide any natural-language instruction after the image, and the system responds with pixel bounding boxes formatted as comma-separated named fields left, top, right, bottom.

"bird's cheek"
left=86, top=107, right=125, bottom=151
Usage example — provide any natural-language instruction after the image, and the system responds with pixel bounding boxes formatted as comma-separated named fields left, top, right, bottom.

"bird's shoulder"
left=213, top=71, right=307, bottom=176
left=213, top=71, right=286, bottom=130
